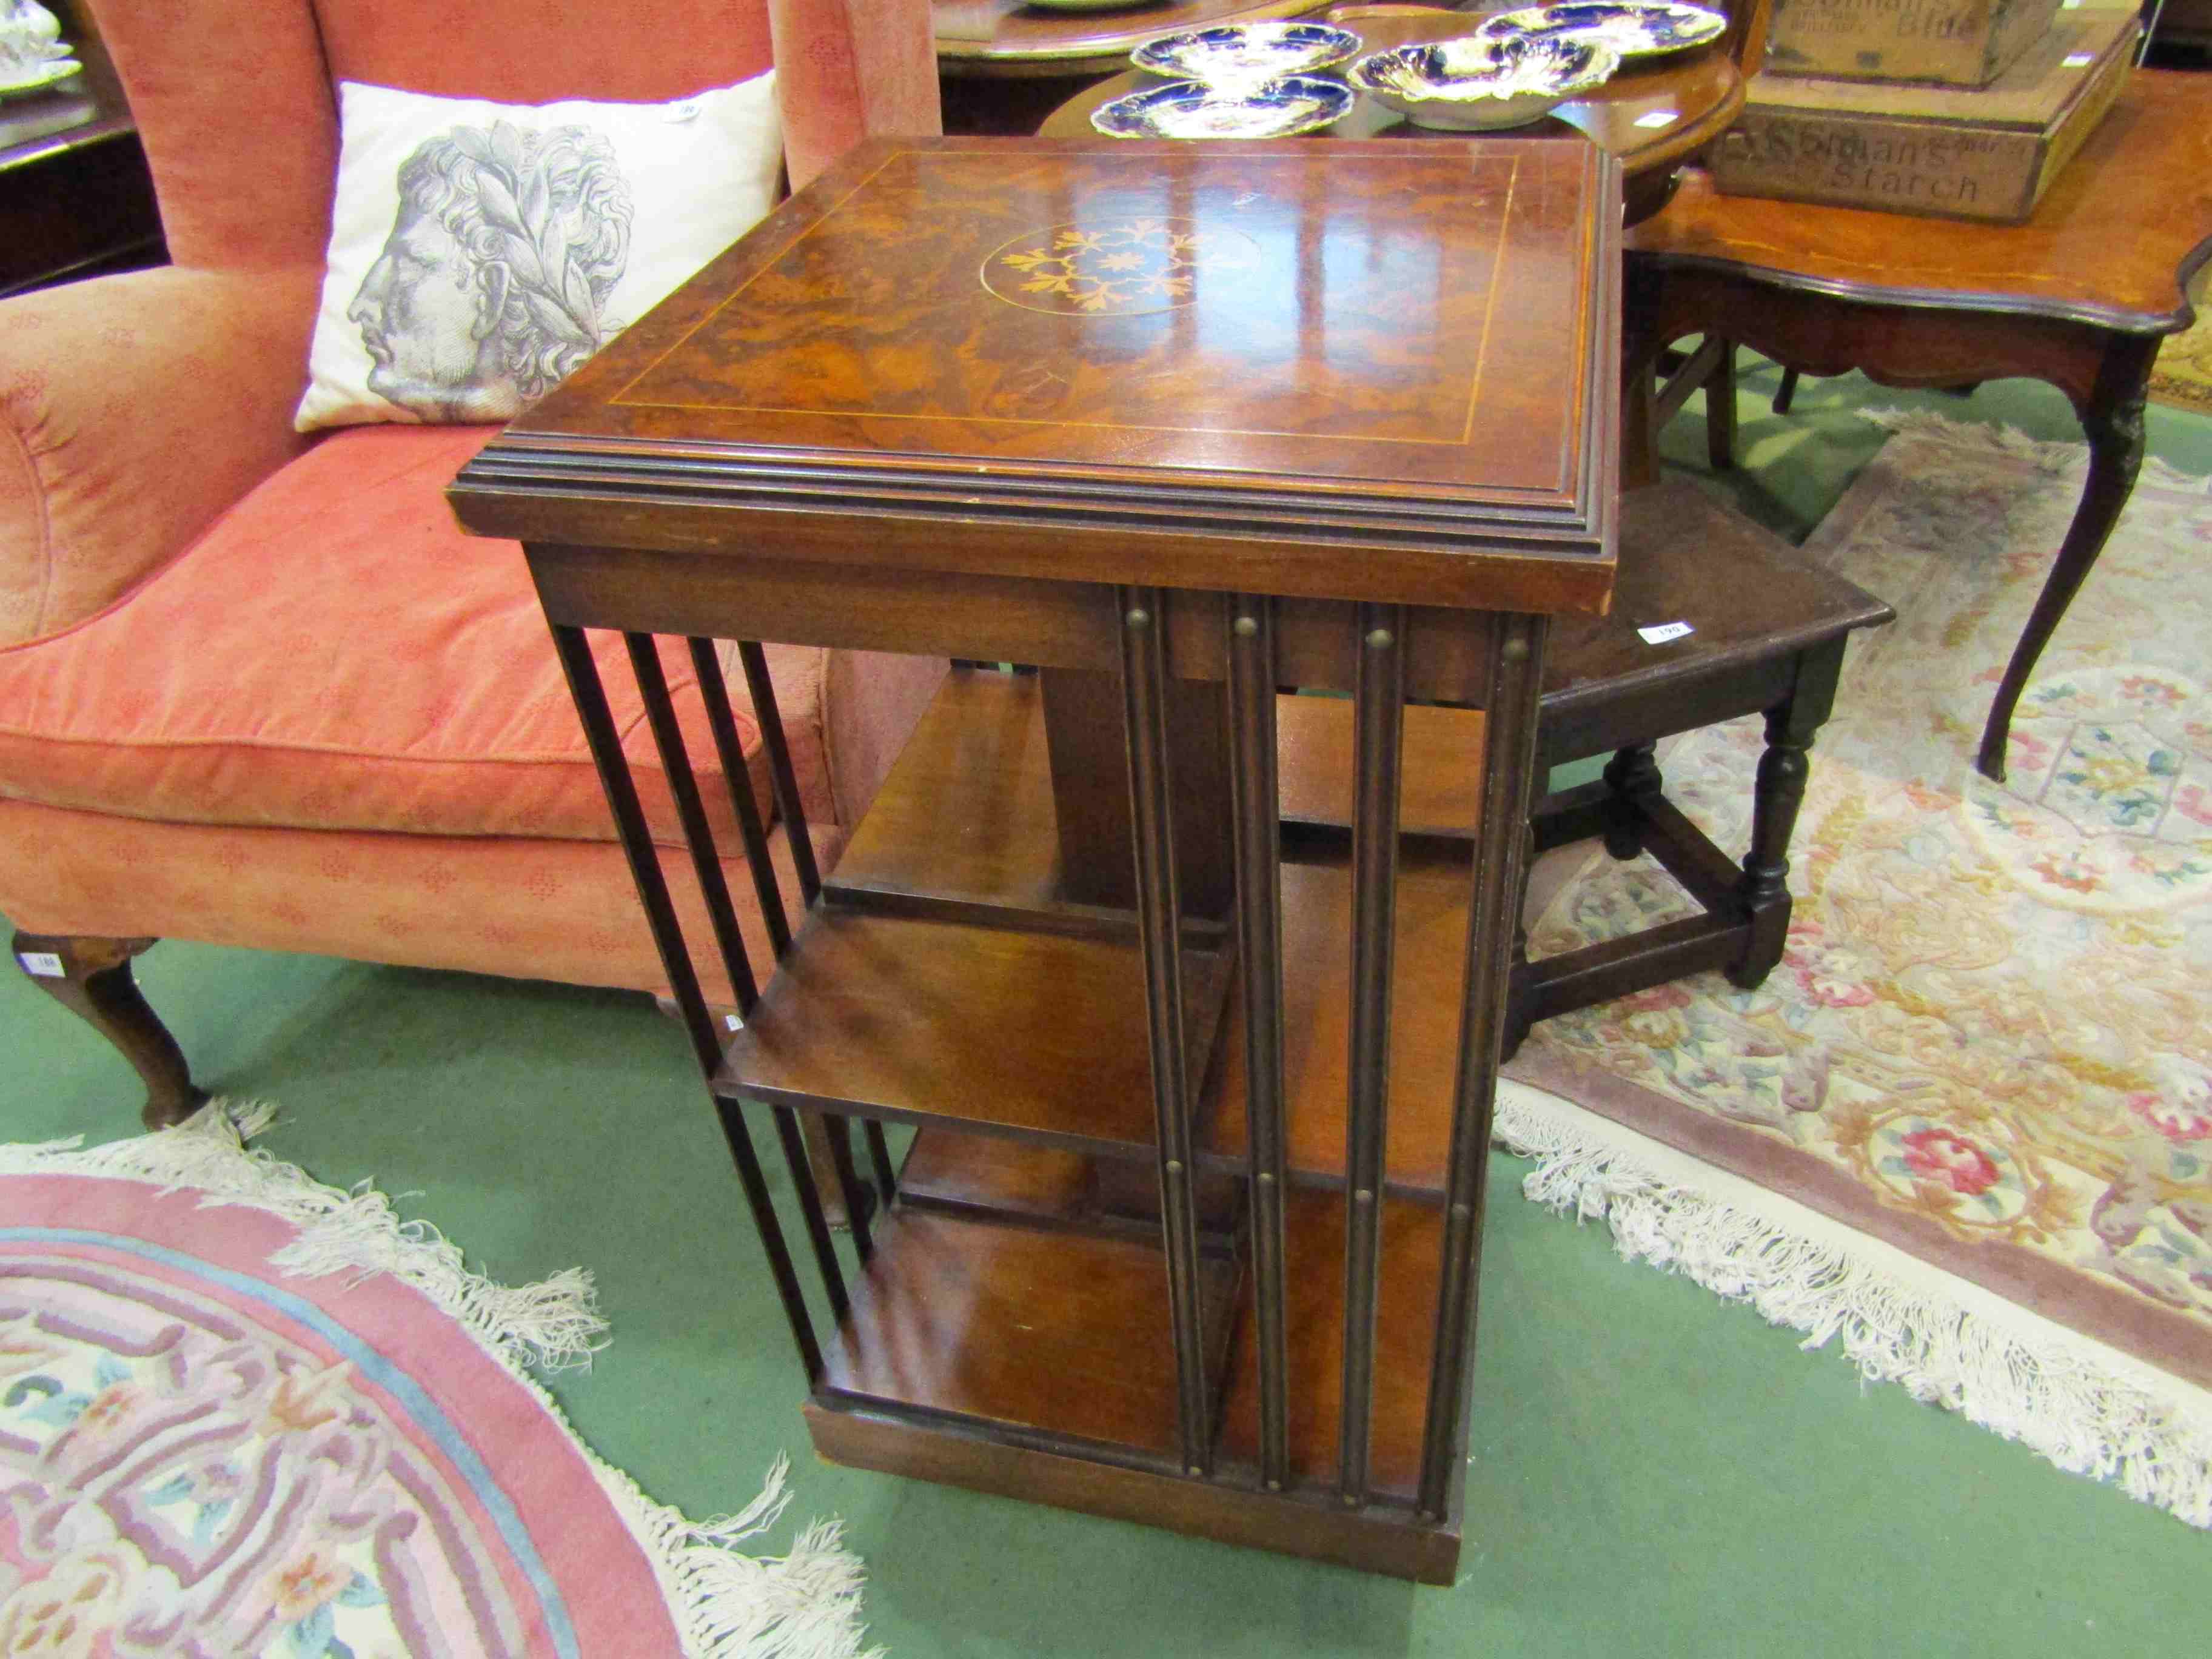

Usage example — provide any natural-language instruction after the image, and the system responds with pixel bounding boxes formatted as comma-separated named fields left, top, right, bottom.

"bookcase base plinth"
left=804, top=1400, right=1464, bottom=1586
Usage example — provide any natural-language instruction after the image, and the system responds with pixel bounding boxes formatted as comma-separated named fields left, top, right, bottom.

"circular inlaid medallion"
left=981, top=218, right=1258, bottom=317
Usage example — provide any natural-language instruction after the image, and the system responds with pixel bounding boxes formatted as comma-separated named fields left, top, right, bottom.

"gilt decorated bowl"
left=1476, top=2, right=1728, bottom=61
left=1092, top=75, right=1355, bottom=140
left=1130, top=21, right=1364, bottom=84
left=1347, top=34, right=1620, bottom=132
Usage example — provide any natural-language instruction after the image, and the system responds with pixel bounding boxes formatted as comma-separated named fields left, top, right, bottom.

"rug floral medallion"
left=0, top=1118, right=870, bottom=1658
left=1507, top=414, right=2212, bottom=1393
left=0, top=1175, right=680, bottom=1658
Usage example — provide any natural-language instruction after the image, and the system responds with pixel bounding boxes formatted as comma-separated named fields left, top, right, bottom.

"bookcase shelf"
left=712, top=903, right=1231, bottom=1162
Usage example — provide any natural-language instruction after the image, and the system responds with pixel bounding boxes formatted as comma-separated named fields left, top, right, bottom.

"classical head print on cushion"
left=347, top=122, right=634, bottom=423
left=295, top=75, right=780, bottom=432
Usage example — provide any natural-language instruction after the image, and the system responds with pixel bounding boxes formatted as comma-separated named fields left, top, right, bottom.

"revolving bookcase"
left=450, top=135, right=1623, bottom=1582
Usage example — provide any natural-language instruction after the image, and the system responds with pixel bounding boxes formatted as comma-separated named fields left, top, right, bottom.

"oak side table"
left=451, top=134, right=1621, bottom=1582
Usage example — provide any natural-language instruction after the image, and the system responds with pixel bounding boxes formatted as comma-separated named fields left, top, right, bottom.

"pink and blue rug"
left=0, top=1104, right=870, bottom=1657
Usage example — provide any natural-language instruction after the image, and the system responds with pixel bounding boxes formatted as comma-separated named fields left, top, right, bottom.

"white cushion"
left=295, top=75, right=780, bottom=431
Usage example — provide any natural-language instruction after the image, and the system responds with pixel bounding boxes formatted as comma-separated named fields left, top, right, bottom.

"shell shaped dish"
left=0, top=53, right=78, bottom=96
left=1348, top=35, right=1618, bottom=131
left=1130, top=22, right=1364, bottom=84
left=1091, top=75, right=1355, bottom=140
left=1478, top=2, right=1728, bottom=60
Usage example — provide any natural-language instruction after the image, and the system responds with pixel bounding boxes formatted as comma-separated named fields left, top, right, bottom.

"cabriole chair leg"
left=13, top=933, right=206, bottom=1129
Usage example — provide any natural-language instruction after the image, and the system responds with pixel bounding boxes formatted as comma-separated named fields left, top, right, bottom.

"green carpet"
left=7, top=363, right=2208, bottom=1657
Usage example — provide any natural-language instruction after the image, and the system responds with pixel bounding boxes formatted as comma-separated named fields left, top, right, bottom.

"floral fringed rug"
left=2148, top=272, right=2212, bottom=417
left=0, top=1104, right=874, bottom=1657
left=1501, top=408, right=2212, bottom=1526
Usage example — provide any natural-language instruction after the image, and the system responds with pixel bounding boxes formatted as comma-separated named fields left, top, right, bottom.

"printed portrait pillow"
left=295, top=75, right=782, bottom=432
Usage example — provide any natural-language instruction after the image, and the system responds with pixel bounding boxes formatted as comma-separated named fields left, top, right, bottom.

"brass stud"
left=1256, top=1171, right=1275, bottom=1186
left=1451, top=1202, right=1472, bottom=1223
left=1267, top=1479, right=1282, bottom=1492
left=1234, top=615, right=1259, bottom=638
left=1166, top=1159, right=1184, bottom=1176
left=1354, top=1187, right=1373, bottom=1205
left=1501, top=636, right=1529, bottom=662
left=1188, top=1465, right=1204, bottom=1478
left=1126, top=607, right=1150, bottom=629
left=1366, top=627, right=1393, bottom=650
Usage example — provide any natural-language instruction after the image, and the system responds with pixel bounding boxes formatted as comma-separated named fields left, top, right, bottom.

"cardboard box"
left=1764, top=0, right=2066, bottom=86
left=1713, top=9, right=2137, bottom=222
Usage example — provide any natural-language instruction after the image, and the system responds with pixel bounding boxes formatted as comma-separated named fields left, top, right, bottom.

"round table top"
left=1034, top=5, right=1744, bottom=199
left=936, top=0, right=1338, bottom=76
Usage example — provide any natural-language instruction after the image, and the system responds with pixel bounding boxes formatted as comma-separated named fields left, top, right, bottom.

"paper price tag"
left=1633, top=110, right=1678, bottom=129
left=2062, top=52, right=2095, bottom=65
left=725, top=1013, right=744, bottom=1031
left=1638, top=621, right=1694, bottom=646
left=17, top=951, right=65, bottom=978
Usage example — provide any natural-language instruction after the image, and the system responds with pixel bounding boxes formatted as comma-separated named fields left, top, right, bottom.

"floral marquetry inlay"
left=982, top=218, right=1259, bottom=317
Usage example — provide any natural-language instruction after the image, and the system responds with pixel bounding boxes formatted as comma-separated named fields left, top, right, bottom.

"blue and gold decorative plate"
left=1130, top=22, right=1364, bottom=84
left=1091, top=76, right=1355, bottom=140
left=1349, top=35, right=1618, bottom=131
left=1478, top=2, right=1727, bottom=60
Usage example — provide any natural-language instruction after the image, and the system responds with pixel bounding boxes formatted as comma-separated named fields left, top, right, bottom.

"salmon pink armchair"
left=0, top=0, right=946, bottom=1125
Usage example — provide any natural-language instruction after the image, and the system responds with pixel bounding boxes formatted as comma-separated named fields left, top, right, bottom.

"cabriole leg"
left=14, top=933, right=204, bottom=1130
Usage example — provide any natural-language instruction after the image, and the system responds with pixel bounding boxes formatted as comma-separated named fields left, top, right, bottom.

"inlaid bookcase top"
left=454, top=136, right=1620, bottom=612
left=451, top=135, right=1623, bottom=1583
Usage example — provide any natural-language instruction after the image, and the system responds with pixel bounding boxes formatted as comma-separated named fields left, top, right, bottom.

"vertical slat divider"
left=1118, top=585, right=1213, bottom=1480
left=725, top=640, right=879, bottom=1235
left=864, top=1122, right=900, bottom=1202
left=736, top=640, right=822, bottom=903
left=624, top=634, right=760, bottom=1014
left=545, top=620, right=822, bottom=1382
left=622, top=634, right=861, bottom=1300
left=1341, top=602, right=1406, bottom=1508
left=768, top=1104, right=854, bottom=1318
left=687, top=637, right=793, bottom=959
left=1226, top=595, right=1291, bottom=1493
left=824, top=1114, right=875, bottom=1257
left=1419, top=611, right=1549, bottom=1519
left=690, top=637, right=885, bottom=1236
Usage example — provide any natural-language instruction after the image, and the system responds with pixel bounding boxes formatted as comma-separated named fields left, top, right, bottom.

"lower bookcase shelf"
left=805, top=1146, right=1467, bottom=1581
left=712, top=667, right=1501, bottom=1581
left=819, top=1205, right=1241, bottom=1465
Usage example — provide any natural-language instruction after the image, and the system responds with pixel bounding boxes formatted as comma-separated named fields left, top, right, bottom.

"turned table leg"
left=1729, top=642, right=1846, bottom=990
left=1977, top=339, right=2156, bottom=782
left=1601, top=742, right=1663, bottom=860
left=13, top=933, right=205, bottom=1128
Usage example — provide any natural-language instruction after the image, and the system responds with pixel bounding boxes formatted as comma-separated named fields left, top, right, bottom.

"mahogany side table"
left=1625, top=70, right=2212, bottom=780
left=451, top=134, right=1622, bottom=1582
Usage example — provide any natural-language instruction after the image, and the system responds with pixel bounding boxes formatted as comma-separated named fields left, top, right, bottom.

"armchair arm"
left=769, top=0, right=942, bottom=193
left=0, top=263, right=323, bottom=646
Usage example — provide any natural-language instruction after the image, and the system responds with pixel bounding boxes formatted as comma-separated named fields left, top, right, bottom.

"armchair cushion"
left=296, top=75, right=783, bottom=431
left=0, top=424, right=830, bottom=850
